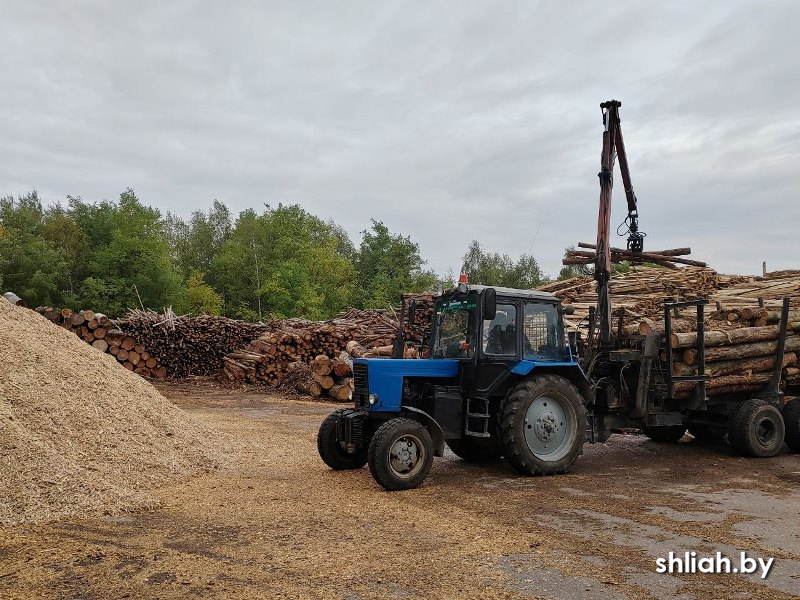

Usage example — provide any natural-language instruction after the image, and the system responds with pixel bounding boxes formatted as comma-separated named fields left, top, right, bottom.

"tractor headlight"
left=368, top=393, right=378, bottom=405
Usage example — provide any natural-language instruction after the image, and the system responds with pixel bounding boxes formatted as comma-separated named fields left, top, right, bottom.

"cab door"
left=473, top=300, right=522, bottom=396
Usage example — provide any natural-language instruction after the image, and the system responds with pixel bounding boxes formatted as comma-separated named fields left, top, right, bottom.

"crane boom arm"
left=595, top=100, right=643, bottom=347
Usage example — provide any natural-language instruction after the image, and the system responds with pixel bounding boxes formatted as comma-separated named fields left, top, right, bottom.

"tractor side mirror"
left=562, top=304, right=575, bottom=315
left=483, top=288, right=497, bottom=320
left=408, top=300, right=417, bottom=324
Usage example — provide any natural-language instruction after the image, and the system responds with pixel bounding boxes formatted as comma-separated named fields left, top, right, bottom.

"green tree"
left=167, top=200, right=232, bottom=284
left=0, top=192, right=68, bottom=306
left=69, top=189, right=183, bottom=315
left=460, top=240, right=547, bottom=289
left=354, top=220, right=437, bottom=308
left=180, top=271, right=223, bottom=315
left=213, top=204, right=356, bottom=320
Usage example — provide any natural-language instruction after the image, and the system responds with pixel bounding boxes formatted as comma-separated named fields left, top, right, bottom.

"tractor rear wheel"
left=728, top=399, right=785, bottom=457
left=368, top=418, right=434, bottom=491
left=499, top=375, right=586, bottom=476
left=784, top=399, right=800, bottom=453
left=446, top=437, right=503, bottom=462
left=317, top=409, right=368, bottom=470
left=643, top=425, right=687, bottom=443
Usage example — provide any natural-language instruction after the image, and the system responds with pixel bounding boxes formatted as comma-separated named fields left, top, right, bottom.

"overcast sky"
left=2, top=1, right=799, bottom=278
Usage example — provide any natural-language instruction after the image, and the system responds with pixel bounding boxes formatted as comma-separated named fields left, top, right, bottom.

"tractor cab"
left=318, top=282, right=591, bottom=491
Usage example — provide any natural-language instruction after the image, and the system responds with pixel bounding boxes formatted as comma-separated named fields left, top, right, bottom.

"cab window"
left=483, top=303, right=518, bottom=356
left=523, top=302, right=561, bottom=361
left=432, top=298, right=476, bottom=358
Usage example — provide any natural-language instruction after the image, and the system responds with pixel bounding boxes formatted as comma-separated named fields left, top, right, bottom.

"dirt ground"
left=1, top=381, right=799, bottom=599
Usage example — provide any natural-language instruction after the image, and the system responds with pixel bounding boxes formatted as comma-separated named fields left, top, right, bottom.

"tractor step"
left=464, top=430, right=491, bottom=438
left=464, top=397, right=491, bottom=437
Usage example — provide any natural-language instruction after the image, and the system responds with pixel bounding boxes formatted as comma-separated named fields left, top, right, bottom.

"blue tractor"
left=317, top=280, right=591, bottom=490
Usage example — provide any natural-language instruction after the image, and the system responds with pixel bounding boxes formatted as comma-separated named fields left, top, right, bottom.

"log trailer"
left=317, top=100, right=800, bottom=491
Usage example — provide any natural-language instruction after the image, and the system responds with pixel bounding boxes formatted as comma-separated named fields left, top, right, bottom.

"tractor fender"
left=512, top=364, right=594, bottom=406
left=401, top=406, right=446, bottom=457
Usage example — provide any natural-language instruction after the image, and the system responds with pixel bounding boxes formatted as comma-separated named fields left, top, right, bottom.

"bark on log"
left=312, top=354, right=332, bottom=376
left=672, top=353, right=796, bottom=377
left=671, top=324, right=800, bottom=349
left=674, top=372, right=773, bottom=394
left=682, top=336, right=800, bottom=364
left=313, top=373, right=335, bottom=390
left=296, top=380, right=322, bottom=397
left=328, top=384, right=352, bottom=402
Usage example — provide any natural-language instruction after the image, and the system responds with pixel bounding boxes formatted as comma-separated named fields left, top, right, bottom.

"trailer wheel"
left=499, top=375, right=586, bottom=476
left=782, top=399, right=800, bottom=453
left=368, top=418, right=434, bottom=490
left=728, top=399, right=785, bottom=458
left=446, top=437, right=503, bottom=461
left=317, top=410, right=368, bottom=470
left=643, top=425, right=687, bottom=443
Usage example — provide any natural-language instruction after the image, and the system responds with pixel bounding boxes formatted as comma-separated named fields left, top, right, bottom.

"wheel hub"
left=756, top=418, right=776, bottom=446
left=523, top=395, right=573, bottom=459
left=389, top=435, right=422, bottom=476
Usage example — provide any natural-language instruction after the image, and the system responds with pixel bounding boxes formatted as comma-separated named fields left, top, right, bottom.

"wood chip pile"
left=539, top=266, right=800, bottom=399
left=0, top=299, right=223, bottom=526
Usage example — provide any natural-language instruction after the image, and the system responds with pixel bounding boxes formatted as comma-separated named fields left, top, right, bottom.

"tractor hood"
left=355, top=358, right=459, bottom=412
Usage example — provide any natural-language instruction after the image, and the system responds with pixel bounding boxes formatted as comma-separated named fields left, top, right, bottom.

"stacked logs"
left=277, top=353, right=356, bottom=402
left=666, top=307, right=800, bottom=398
left=402, top=293, right=435, bottom=348
left=222, top=315, right=399, bottom=385
left=33, top=295, right=438, bottom=390
left=607, top=305, right=800, bottom=399
left=35, top=307, right=167, bottom=378
left=121, top=309, right=270, bottom=378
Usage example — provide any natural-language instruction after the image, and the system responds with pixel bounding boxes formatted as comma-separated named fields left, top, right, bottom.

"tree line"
left=0, top=189, right=559, bottom=320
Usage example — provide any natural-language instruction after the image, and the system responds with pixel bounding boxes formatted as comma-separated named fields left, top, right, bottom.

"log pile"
left=540, top=262, right=800, bottom=400
left=539, top=265, right=746, bottom=333
left=33, top=295, right=438, bottom=395
left=121, top=309, right=270, bottom=378
left=222, top=313, right=398, bottom=386
left=276, top=353, right=356, bottom=402
left=35, top=307, right=168, bottom=378
left=402, top=293, right=435, bottom=348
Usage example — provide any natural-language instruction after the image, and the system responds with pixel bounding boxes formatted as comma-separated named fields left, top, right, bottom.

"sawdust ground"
left=0, top=301, right=225, bottom=526
left=1, top=383, right=798, bottom=599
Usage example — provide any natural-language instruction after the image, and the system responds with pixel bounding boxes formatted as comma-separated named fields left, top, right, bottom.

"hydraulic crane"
left=595, top=99, right=644, bottom=350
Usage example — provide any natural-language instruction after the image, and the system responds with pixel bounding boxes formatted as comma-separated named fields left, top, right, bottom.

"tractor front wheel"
left=317, top=409, right=368, bottom=470
left=368, top=418, right=434, bottom=491
left=499, top=375, right=586, bottom=476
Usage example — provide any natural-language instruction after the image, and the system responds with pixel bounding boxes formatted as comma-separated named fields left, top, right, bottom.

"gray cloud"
left=2, top=0, right=798, bottom=278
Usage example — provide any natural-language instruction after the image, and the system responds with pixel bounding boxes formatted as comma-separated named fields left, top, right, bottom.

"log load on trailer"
left=317, top=100, right=800, bottom=491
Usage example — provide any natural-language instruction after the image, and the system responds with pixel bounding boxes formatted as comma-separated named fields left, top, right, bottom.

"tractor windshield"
left=432, top=297, right=476, bottom=358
